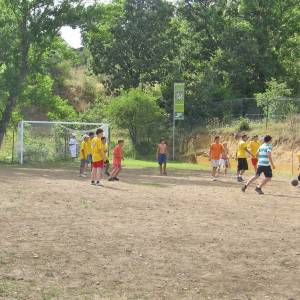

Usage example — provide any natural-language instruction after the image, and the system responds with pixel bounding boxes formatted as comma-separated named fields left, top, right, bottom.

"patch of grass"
left=124, top=159, right=209, bottom=170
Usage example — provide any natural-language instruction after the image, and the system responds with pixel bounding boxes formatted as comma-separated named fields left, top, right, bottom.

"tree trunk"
left=0, top=95, right=18, bottom=147
left=0, top=7, right=29, bottom=147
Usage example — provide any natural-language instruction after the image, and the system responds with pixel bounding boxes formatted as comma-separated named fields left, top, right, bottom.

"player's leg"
left=256, top=167, right=272, bottom=194
left=91, top=165, right=97, bottom=184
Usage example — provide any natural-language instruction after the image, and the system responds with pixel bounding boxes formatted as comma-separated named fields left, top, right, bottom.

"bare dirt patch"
left=0, top=165, right=299, bottom=299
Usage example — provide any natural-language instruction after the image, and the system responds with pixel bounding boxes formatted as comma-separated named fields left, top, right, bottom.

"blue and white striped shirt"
left=258, top=143, right=272, bottom=166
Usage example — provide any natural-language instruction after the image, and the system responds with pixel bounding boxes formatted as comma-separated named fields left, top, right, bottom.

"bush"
left=236, top=117, right=250, bottom=131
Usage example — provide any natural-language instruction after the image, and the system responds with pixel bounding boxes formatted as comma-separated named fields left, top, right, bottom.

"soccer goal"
left=16, top=120, right=109, bottom=164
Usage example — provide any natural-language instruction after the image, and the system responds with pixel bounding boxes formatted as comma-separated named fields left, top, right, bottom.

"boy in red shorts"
left=91, top=128, right=106, bottom=186
left=109, top=140, right=124, bottom=181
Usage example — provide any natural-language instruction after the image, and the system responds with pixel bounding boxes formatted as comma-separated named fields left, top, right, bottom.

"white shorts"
left=211, top=160, right=220, bottom=168
left=220, top=158, right=229, bottom=168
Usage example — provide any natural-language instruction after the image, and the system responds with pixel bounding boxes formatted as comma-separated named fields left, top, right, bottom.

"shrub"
left=236, top=117, right=250, bottom=131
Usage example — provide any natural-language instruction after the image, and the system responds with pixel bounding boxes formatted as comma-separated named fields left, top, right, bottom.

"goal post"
left=16, top=120, right=109, bottom=164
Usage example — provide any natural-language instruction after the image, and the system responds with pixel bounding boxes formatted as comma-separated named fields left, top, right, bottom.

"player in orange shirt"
left=108, top=140, right=124, bottom=181
left=209, top=136, right=224, bottom=181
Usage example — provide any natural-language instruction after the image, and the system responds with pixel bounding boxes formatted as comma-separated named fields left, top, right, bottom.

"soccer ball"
left=290, top=179, right=299, bottom=187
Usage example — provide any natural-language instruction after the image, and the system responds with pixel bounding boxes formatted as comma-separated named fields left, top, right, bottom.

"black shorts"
left=237, top=158, right=248, bottom=171
left=256, top=165, right=272, bottom=178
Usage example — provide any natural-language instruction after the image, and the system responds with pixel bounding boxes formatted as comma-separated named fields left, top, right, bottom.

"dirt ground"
left=0, top=165, right=299, bottom=300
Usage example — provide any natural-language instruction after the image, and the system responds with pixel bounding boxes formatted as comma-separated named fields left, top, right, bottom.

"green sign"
left=174, top=83, right=185, bottom=120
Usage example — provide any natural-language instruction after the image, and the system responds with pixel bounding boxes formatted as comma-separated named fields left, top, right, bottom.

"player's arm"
left=245, top=146, right=254, bottom=157
left=208, top=145, right=212, bottom=161
left=156, top=145, right=160, bottom=159
left=267, top=152, right=275, bottom=169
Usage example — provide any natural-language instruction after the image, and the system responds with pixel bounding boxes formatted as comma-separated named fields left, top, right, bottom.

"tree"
left=108, top=88, right=166, bottom=155
left=255, top=79, right=296, bottom=120
left=0, top=0, right=83, bottom=147
left=83, top=0, right=178, bottom=92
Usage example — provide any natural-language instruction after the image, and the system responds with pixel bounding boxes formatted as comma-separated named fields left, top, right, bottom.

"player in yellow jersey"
left=91, top=128, right=107, bottom=186
left=86, top=131, right=95, bottom=171
left=236, top=134, right=254, bottom=182
left=248, top=135, right=260, bottom=172
left=79, top=134, right=90, bottom=177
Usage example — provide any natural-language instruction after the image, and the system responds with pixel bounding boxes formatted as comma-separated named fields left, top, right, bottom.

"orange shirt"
left=210, top=143, right=224, bottom=160
left=113, top=144, right=123, bottom=164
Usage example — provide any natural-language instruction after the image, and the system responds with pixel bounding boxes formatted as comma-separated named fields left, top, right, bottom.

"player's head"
left=242, top=134, right=248, bottom=141
left=252, top=135, right=258, bottom=141
left=223, top=142, right=228, bottom=147
left=101, top=136, right=106, bottom=143
left=160, top=138, right=165, bottom=144
left=83, top=134, right=89, bottom=141
left=118, top=139, right=124, bottom=146
left=214, top=136, right=220, bottom=143
left=96, top=128, right=103, bottom=137
left=89, top=131, right=95, bottom=138
left=264, top=135, right=272, bottom=143
left=71, top=133, right=76, bottom=138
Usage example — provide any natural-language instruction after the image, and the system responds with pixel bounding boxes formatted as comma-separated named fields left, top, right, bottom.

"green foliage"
left=236, top=117, right=251, bottom=132
left=255, top=79, right=296, bottom=120
left=83, top=0, right=178, bottom=91
left=108, top=88, right=166, bottom=156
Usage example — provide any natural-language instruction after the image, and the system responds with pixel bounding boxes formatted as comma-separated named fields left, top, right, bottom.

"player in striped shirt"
left=241, top=135, right=275, bottom=195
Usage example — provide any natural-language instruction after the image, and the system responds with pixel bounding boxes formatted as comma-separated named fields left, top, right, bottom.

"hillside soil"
left=0, top=165, right=299, bottom=299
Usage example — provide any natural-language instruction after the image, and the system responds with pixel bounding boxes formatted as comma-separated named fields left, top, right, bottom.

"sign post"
left=172, top=83, right=185, bottom=160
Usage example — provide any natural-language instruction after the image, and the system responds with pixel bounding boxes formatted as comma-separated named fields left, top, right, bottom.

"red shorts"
left=113, top=159, right=121, bottom=168
left=92, top=160, right=104, bottom=168
left=251, top=158, right=258, bottom=167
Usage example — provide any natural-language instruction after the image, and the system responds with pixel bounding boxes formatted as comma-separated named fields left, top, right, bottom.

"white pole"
left=20, top=121, right=24, bottom=165
left=172, top=84, right=176, bottom=161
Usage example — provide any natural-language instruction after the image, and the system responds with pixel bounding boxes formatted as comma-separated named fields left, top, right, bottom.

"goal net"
left=16, top=121, right=109, bottom=164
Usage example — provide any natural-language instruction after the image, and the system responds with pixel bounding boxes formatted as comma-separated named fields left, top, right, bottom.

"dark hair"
left=264, top=135, right=272, bottom=143
left=101, top=136, right=106, bottom=141
left=96, top=128, right=103, bottom=135
left=214, top=136, right=220, bottom=141
left=242, top=134, right=248, bottom=138
left=89, top=132, right=95, bottom=137
left=118, top=139, right=124, bottom=144
left=252, top=135, right=258, bottom=138
left=160, top=138, right=165, bottom=143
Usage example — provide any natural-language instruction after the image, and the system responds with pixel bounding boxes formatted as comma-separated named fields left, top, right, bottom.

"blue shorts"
left=87, top=154, right=92, bottom=164
left=158, top=154, right=167, bottom=165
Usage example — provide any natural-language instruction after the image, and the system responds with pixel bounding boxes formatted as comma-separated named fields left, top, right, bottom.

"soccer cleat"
left=108, top=178, right=114, bottom=182
left=237, top=176, right=242, bottom=182
left=241, top=185, right=247, bottom=192
left=113, top=177, right=119, bottom=181
left=255, top=187, right=264, bottom=195
left=80, top=174, right=87, bottom=178
left=91, top=181, right=96, bottom=185
left=96, top=182, right=103, bottom=186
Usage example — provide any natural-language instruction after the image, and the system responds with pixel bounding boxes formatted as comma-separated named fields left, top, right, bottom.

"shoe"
left=80, top=174, right=87, bottom=178
left=91, top=181, right=96, bottom=185
left=83, top=172, right=88, bottom=176
left=163, top=172, right=167, bottom=176
left=255, top=187, right=264, bottom=195
left=241, top=185, right=247, bottom=192
left=237, top=176, right=243, bottom=182
left=95, top=182, right=103, bottom=186
left=212, top=177, right=217, bottom=181
left=108, top=178, right=114, bottom=182
left=113, top=177, right=119, bottom=181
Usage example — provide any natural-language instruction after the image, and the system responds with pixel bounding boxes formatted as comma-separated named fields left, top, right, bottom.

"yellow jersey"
left=86, top=138, right=92, bottom=155
left=91, top=136, right=104, bottom=162
left=79, top=141, right=89, bottom=160
left=248, top=141, right=260, bottom=157
left=237, top=141, right=248, bottom=158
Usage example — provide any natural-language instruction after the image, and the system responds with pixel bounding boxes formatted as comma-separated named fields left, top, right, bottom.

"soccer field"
left=0, top=164, right=299, bottom=299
